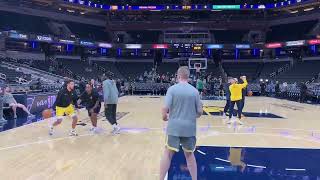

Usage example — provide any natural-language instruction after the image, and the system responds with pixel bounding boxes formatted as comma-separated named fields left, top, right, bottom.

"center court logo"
left=203, top=106, right=224, bottom=114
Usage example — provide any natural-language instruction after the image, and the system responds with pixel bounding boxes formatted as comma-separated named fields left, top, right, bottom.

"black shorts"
left=87, top=106, right=101, bottom=117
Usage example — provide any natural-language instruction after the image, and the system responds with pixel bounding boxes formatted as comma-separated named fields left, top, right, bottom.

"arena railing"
left=1, top=61, right=79, bottom=85
left=270, top=63, right=291, bottom=78
left=0, top=73, right=6, bottom=81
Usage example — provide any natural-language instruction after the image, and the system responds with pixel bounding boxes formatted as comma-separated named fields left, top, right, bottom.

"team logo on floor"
left=203, top=106, right=284, bottom=119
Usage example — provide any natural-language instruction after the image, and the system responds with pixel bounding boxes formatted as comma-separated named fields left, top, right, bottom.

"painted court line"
left=1, top=127, right=320, bottom=152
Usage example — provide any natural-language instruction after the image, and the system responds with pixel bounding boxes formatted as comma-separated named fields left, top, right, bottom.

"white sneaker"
left=69, top=130, right=78, bottom=136
left=90, top=127, right=100, bottom=134
left=28, top=114, right=36, bottom=119
left=93, top=128, right=100, bottom=134
left=111, top=126, right=121, bottom=135
left=226, top=117, right=237, bottom=124
left=222, top=113, right=227, bottom=119
left=49, top=127, right=54, bottom=136
left=226, top=118, right=232, bottom=124
left=236, top=118, right=244, bottom=125
left=89, top=127, right=95, bottom=132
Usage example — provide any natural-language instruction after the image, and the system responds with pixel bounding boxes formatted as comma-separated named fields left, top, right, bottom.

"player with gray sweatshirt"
left=102, top=74, right=120, bottom=134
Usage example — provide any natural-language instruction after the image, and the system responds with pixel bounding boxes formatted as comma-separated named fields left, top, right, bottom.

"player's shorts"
left=165, top=135, right=196, bottom=153
left=87, top=106, right=101, bottom=117
left=56, top=104, right=76, bottom=118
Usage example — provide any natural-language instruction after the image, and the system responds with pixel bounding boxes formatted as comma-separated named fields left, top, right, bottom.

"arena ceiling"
left=0, top=0, right=319, bottom=31
left=78, top=0, right=311, bottom=5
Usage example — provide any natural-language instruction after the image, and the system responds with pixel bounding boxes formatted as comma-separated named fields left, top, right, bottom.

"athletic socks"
left=69, top=129, right=78, bottom=136
left=49, top=126, right=54, bottom=136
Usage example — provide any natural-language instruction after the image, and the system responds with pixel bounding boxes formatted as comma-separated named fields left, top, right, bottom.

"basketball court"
left=0, top=96, right=320, bottom=180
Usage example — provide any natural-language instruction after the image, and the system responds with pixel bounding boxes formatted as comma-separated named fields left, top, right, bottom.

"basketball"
left=42, top=109, right=52, bottom=119
left=247, top=91, right=253, bottom=96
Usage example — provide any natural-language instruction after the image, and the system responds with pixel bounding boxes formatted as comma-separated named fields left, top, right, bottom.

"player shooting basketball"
left=227, top=76, right=248, bottom=125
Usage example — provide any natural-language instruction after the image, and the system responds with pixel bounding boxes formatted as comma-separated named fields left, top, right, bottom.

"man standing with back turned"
left=160, top=66, right=203, bottom=180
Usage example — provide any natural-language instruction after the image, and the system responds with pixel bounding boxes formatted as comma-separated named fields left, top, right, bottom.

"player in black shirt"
left=49, top=79, right=79, bottom=136
left=78, top=84, right=101, bottom=133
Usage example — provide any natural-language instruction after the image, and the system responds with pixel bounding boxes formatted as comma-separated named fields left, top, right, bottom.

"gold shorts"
left=56, top=104, right=76, bottom=118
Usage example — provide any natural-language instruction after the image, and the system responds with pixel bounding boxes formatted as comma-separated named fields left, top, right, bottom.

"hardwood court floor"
left=0, top=96, right=320, bottom=180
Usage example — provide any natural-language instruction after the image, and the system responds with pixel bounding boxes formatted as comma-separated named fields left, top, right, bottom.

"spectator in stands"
left=260, top=81, right=266, bottom=96
left=34, top=78, right=42, bottom=90
left=144, top=71, right=148, bottom=79
left=275, top=81, right=280, bottom=97
left=128, top=83, right=134, bottom=95
left=218, top=76, right=222, bottom=85
left=3, top=86, right=34, bottom=120
left=49, top=66, right=55, bottom=73
left=160, top=85, right=166, bottom=95
left=139, top=75, right=143, bottom=82
left=85, top=67, right=92, bottom=72
left=207, top=73, right=212, bottom=83
left=219, top=83, right=224, bottom=97
left=90, top=79, right=96, bottom=88
left=116, top=79, right=121, bottom=94
left=161, top=74, right=166, bottom=83
left=170, top=76, right=176, bottom=85
left=299, top=82, right=308, bottom=103
left=79, top=78, right=87, bottom=94
left=196, top=78, right=204, bottom=96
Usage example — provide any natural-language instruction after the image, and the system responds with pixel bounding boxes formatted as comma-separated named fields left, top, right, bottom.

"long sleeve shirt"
left=229, top=79, right=248, bottom=101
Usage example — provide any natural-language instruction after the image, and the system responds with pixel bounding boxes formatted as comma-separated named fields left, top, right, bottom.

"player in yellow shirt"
left=227, top=76, right=248, bottom=125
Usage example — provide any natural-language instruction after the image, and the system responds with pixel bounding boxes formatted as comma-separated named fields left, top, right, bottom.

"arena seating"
left=258, top=61, right=291, bottom=80
left=157, top=62, right=180, bottom=75
left=0, top=65, right=24, bottom=83
left=212, top=30, right=249, bottom=43
left=131, top=82, right=170, bottom=93
left=266, top=20, right=318, bottom=42
left=275, top=60, right=320, bottom=83
left=222, top=62, right=260, bottom=80
left=30, top=61, right=52, bottom=72
left=66, top=22, right=110, bottom=41
left=93, top=61, right=124, bottom=79
left=115, top=62, right=154, bottom=80
left=0, top=11, right=51, bottom=34
left=206, top=63, right=225, bottom=77
left=56, top=58, right=101, bottom=80
left=126, top=31, right=162, bottom=43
